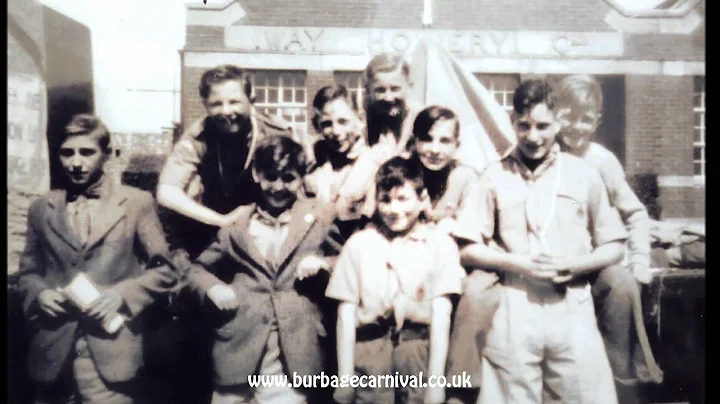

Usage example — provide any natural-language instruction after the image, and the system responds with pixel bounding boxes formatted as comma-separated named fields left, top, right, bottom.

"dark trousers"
left=352, top=323, right=430, bottom=404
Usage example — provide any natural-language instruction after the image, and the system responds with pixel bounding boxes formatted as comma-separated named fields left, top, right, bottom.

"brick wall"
left=183, top=67, right=208, bottom=126
left=236, top=0, right=612, bottom=31
left=625, top=75, right=703, bottom=218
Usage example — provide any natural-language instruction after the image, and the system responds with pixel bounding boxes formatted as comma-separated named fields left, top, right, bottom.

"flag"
left=405, top=35, right=517, bottom=173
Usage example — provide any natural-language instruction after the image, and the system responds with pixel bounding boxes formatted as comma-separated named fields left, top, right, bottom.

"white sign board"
left=225, top=26, right=625, bottom=58
left=8, top=73, right=50, bottom=193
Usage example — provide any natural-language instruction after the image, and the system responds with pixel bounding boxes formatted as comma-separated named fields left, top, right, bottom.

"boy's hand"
left=631, top=263, right=653, bottom=285
left=296, top=255, right=330, bottom=280
left=532, top=254, right=574, bottom=284
left=333, top=385, right=355, bottom=404
left=37, top=289, right=68, bottom=318
left=217, top=207, right=245, bottom=228
left=424, top=385, right=445, bottom=404
left=517, top=255, right=560, bottom=281
left=436, top=217, right=457, bottom=235
left=207, top=284, right=239, bottom=311
left=85, top=289, right=125, bottom=322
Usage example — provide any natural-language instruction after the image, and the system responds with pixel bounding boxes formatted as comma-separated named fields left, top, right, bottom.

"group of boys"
left=16, top=53, right=662, bottom=404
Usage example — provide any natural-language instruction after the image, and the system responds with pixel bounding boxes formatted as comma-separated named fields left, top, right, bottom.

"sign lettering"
left=225, top=26, right=625, bottom=58
left=8, top=73, right=50, bottom=193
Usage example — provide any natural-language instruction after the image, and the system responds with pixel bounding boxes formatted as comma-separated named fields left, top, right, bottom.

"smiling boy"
left=327, top=157, right=466, bottom=404
left=186, top=135, right=341, bottom=404
left=555, top=75, right=664, bottom=398
left=461, top=80, right=627, bottom=403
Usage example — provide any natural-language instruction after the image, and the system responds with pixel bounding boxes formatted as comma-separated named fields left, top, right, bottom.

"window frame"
left=693, top=76, right=705, bottom=185
left=250, top=70, right=309, bottom=142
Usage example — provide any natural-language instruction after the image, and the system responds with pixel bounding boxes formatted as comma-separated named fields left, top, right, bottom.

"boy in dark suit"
left=186, top=135, right=341, bottom=404
left=16, top=114, right=179, bottom=403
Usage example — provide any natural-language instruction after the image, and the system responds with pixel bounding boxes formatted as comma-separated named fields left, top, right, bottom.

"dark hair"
left=364, top=53, right=411, bottom=89
left=198, top=65, right=253, bottom=101
left=512, top=79, right=556, bottom=117
left=311, top=84, right=360, bottom=133
left=60, top=114, right=112, bottom=154
left=375, top=156, right=425, bottom=197
left=253, top=135, right=308, bottom=177
left=412, top=105, right=460, bottom=142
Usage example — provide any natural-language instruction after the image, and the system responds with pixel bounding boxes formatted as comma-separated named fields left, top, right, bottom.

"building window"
left=693, top=76, right=705, bottom=178
left=251, top=70, right=308, bottom=140
left=474, top=74, right=521, bottom=113
left=334, top=71, right=365, bottom=109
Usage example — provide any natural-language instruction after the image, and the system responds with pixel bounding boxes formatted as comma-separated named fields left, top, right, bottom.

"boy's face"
left=376, top=181, right=427, bottom=236
left=513, top=103, right=560, bottom=162
left=556, top=102, right=601, bottom=152
left=59, top=135, right=109, bottom=186
left=254, top=168, right=303, bottom=211
left=416, top=118, right=459, bottom=171
left=368, top=70, right=409, bottom=119
left=203, top=80, right=253, bottom=134
left=318, top=98, right=363, bottom=154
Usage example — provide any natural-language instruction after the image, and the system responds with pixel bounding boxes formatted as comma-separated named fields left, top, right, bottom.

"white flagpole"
left=422, top=0, right=433, bottom=28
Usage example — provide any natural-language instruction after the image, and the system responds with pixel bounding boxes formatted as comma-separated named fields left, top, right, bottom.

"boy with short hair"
left=462, top=80, right=627, bottom=403
left=554, top=75, right=664, bottom=396
left=335, top=53, right=423, bottom=221
left=16, top=114, right=179, bottom=404
left=186, top=135, right=341, bottom=404
left=326, top=156, right=466, bottom=404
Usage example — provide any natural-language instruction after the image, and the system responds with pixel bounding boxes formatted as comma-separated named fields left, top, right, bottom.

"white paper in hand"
left=63, top=273, right=102, bottom=310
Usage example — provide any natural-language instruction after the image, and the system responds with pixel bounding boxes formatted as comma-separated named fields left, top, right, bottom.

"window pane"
left=694, top=113, right=702, bottom=128
left=252, top=72, right=265, bottom=86
left=693, top=94, right=703, bottom=108
left=295, top=89, right=306, bottom=104
left=694, top=76, right=705, bottom=93
left=694, top=128, right=702, bottom=143
left=255, top=89, right=266, bottom=104
left=267, top=72, right=279, bottom=87
left=268, top=89, right=278, bottom=103
left=694, top=147, right=702, bottom=161
left=283, top=89, right=293, bottom=103
left=494, top=93, right=504, bottom=105
left=694, top=162, right=703, bottom=176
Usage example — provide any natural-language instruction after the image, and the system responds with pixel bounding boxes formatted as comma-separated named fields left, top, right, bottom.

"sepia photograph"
left=8, top=0, right=705, bottom=403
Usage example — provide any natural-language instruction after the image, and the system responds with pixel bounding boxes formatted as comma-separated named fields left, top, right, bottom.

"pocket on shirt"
left=496, top=194, right=526, bottom=235
left=556, top=187, right=588, bottom=229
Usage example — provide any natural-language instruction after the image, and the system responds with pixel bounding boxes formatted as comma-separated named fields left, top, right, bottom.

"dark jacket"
left=187, top=198, right=342, bottom=386
left=16, top=181, right=179, bottom=384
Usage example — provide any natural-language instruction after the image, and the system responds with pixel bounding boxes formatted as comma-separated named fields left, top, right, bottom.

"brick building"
left=180, top=0, right=704, bottom=220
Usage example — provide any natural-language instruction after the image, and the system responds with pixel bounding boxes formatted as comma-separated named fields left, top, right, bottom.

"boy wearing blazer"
left=16, top=114, right=179, bottom=403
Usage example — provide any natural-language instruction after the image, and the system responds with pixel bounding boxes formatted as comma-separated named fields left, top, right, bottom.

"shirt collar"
left=370, top=221, right=432, bottom=243
left=509, top=143, right=561, bottom=181
left=253, top=205, right=292, bottom=227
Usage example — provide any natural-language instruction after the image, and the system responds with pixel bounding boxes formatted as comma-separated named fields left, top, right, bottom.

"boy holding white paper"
left=16, top=114, right=179, bottom=404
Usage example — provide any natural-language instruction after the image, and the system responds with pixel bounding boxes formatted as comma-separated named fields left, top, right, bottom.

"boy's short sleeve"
left=476, top=172, right=498, bottom=244
left=587, top=169, right=629, bottom=248
left=428, top=234, right=466, bottom=299
left=452, top=178, right=486, bottom=244
left=158, top=119, right=206, bottom=190
left=325, top=235, right=362, bottom=304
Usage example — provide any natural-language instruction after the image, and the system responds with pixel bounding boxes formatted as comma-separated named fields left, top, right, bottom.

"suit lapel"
left=274, top=199, right=319, bottom=273
left=227, top=205, right=273, bottom=277
left=85, top=183, right=129, bottom=251
left=46, top=191, right=82, bottom=252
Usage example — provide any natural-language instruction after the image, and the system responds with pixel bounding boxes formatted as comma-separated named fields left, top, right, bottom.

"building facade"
left=180, top=0, right=705, bottom=220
